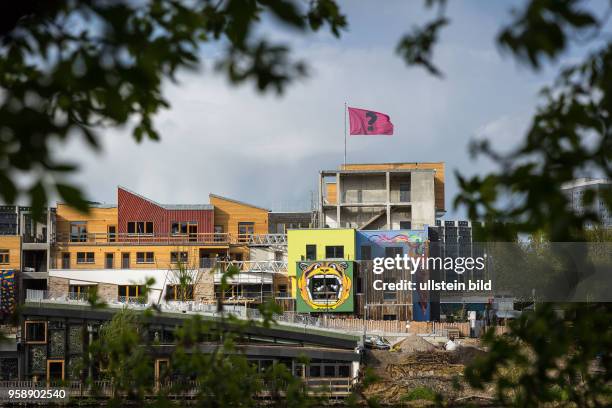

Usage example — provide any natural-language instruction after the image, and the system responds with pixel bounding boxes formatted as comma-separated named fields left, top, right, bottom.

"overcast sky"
left=54, top=0, right=606, bottom=217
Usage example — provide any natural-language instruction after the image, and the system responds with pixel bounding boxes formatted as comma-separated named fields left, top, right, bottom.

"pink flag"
left=348, top=107, right=394, bottom=135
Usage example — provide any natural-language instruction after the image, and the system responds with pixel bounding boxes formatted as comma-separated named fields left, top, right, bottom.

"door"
left=122, top=253, right=130, bottom=269
left=61, top=253, right=70, bottom=269
left=47, top=360, right=64, bottom=384
left=105, top=253, right=114, bottom=269
left=108, top=225, right=117, bottom=242
left=155, top=358, right=170, bottom=388
left=188, top=224, right=198, bottom=242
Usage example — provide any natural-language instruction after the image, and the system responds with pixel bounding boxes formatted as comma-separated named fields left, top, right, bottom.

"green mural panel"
left=296, top=261, right=354, bottom=313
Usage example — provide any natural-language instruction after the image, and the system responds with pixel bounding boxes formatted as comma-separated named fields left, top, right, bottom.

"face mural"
left=296, top=261, right=353, bottom=312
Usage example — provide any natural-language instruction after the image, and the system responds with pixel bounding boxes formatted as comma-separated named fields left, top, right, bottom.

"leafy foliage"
left=0, top=0, right=346, bottom=219
left=465, top=304, right=612, bottom=406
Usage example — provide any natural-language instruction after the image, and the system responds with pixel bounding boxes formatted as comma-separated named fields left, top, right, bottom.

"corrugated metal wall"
left=117, top=188, right=213, bottom=235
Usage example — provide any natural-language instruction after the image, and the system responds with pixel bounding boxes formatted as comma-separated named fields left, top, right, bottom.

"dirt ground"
left=360, top=336, right=495, bottom=406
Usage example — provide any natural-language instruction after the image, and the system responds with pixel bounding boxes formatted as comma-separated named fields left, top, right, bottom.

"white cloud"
left=51, top=1, right=567, bottom=217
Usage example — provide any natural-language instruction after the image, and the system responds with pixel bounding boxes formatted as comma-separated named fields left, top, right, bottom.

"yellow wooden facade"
left=0, top=235, right=21, bottom=271
left=52, top=244, right=228, bottom=270
left=56, top=204, right=118, bottom=239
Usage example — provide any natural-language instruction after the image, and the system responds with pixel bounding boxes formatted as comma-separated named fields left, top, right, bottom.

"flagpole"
left=344, top=102, right=347, bottom=167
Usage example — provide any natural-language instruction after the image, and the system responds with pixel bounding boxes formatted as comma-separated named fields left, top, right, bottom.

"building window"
left=385, top=247, right=403, bottom=258
left=277, top=284, right=288, bottom=297
left=25, top=321, right=47, bottom=343
left=171, top=222, right=197, bottom=236
left=383, top=279, right=397, bottom=301
left=238, top=222, right=255, bottom=242
left=136, top=252, right=154, bottom=264
left=0, top=250, right=8, bottom=264
left=305, top=245, right=317, bottom=261
left=76, top=252, right=95, bottom=264
left=383, top=314, right=398, bottom=321
left=70, top=222, right=87, bottom=242
left=122, top=253, right=130, bottom=268
left=399, top=221, right=411, bottom=230
left=325, top=246, right=344, bottom=259
left=108, top=225, right=117, bottom=242
left=360, top=246, right=372, bottom=261
left=170, top=252, right=188, bottom=263
left=127, top=221, right=153, bottom=235
left=118, top=285, right=145, bottom=302
left=164, top=284, right=194, bottom=301
left=69, top=285, right=95, bottom=297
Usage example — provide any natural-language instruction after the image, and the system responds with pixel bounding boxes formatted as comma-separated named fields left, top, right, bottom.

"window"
left=399, top=221, right=411, bottom=230
left=0, top=250, right=8, bottom=264
left=214, top=225, right=224, bottom=242
left=383, top=314, right=398, bottom=321
left=118, top=285, right=145, bottom=302
left=383, top=279, right=397, bottom=301
left=171, top=222, right=197, bottom=235
left=170, top=252, right=188, bottom=263
left=122, top=253, right=130, bottom=268
left=309, top=276, right=341, bottom=301
left=25, top=321, right=47, bottom=343
left=70, top=222, right=87, bottom=242
left=108, top=225, right=117, bottom=242
left=360, top=246, right=372, bottom=261
left=164, top=284, right=194, bottom=301
left=277, top=284, right=287, bottom=297
left=325, top=246, right=344, bottom=259
left=385, top=247, right=403, bottom=258
left=136, top=252, right=154, bottom=263
left=105, top=253, right=114, bottom=268
left=309, top=365, right=321, bottom=377
left=76, top=252, right=95, bottom=264
left=127, top=221, right=153, bottom=235
left=69, top=285, right=95, bottom=297
left=238, top=222, right=255, bottom=242
left=305, top=245, right=317, bottom=261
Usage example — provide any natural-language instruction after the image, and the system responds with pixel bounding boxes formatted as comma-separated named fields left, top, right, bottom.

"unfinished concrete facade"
left=318, top=163, right=443, bottom=230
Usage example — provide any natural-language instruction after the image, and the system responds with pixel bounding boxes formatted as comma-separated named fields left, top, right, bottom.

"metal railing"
left=217, top=260, right=288, bottom=273
left=53, top=232, right=288, bottom=246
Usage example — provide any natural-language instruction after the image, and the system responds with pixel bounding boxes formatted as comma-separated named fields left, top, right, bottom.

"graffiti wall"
left=296, top=261, right=354, bottom=313
left=356, top=229, right=430, bottom=321
left=0, top=269, right=16, bottom=316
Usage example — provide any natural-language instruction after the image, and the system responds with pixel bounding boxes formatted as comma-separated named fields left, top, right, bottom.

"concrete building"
left=317, top=162, right=444, bottom=230
left=561, top=178, right=611, bottom=228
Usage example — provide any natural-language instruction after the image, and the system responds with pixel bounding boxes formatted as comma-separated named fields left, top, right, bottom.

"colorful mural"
left=357, top=229, right=430, bottom=321
left=0, top=270, right=16, bottom=315
left=296, top=261, right=354, bottom=313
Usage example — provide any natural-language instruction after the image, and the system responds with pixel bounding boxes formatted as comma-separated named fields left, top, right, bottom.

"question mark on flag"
left=366, top=111, right=378, bottom=132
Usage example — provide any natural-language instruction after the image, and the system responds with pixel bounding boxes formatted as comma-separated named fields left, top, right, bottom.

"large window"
left=122, top=253, right=130, bottom=268
left=165, top=284, right=194, bottom=301
left=25, top=321, right=47, bottom=343
left=136, top=252, right=154, bottom=264
left=325, top=246, right=344, bottom=259
left=127, top=221, right=153, bottom=235
left=170, top=251, right=188, bottom=263
left=171, top=221, right=197, bottom=235
left=118, top=285, right=145, bottom=302
left=76, top=252, right=95, bottom=264
left=70, top=222, right=87, bottom=242
left=0, top=250, right=9, bottom=264
left=305, top=245, right=317, bottom=261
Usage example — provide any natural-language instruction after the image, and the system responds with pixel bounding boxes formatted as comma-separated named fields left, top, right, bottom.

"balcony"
left=53, top=232, right=287, bottom=247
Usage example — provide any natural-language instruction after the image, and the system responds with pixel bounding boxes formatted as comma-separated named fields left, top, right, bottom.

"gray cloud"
left=53, top=1, right=577, bottom=217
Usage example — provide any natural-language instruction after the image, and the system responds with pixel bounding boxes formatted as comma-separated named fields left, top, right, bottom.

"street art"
left=0, top=269, right=16, bottom=315
left=296, top=261, right=354, bottom=313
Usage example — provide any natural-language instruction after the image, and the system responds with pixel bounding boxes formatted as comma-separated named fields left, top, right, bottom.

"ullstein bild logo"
left=371, top=255, right=492, bottom=292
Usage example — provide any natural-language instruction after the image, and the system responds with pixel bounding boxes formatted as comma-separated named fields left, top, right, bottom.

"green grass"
left=400, top=387, right=437, bottom=402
